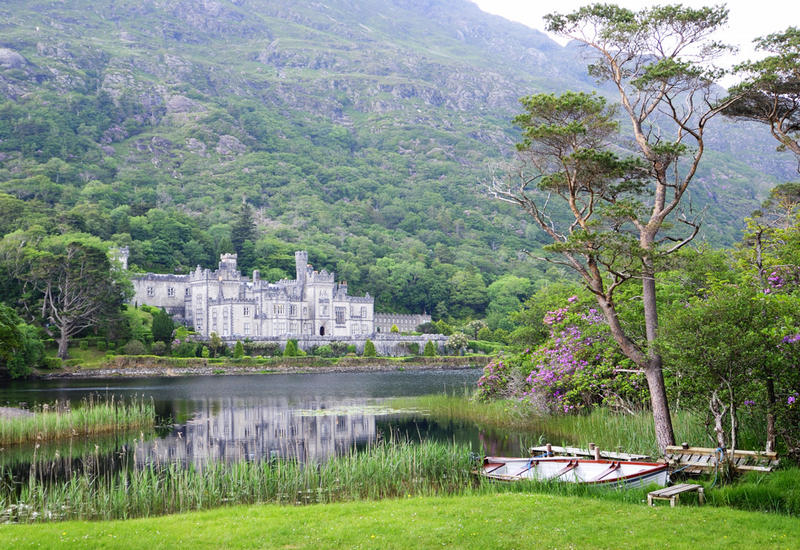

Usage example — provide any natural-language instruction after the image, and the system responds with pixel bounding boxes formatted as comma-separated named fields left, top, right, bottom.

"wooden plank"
left=528, top=446, right=650, bottom=461
left=664, top=446, right=777, bottom=460
left=736, top=465, right=775, bottom=472
left=671, top=461, right=715, bottom=471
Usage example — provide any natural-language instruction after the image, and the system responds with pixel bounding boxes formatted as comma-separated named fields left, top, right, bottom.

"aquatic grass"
left=706, top=468, right=800, bottom=515
left=0, top=396, right=155, bottom=446
left=390, top=394, right=710, bottom=457
left=0, top=440, right=478, bottom=522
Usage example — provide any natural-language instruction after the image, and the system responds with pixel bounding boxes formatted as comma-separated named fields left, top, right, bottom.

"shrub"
left=151, top=341, right=167, bottom=356
left=243, top=342, right=281, bottom=356
left=312, top=344, right=333, bottom=357
left=97, top=340, right=107, bottom=352
left=42, top=356, right=62, bottom=370
left=434, top=320, right=453, bottom=336
left=363, top=340, right=377, bottom=357
left=467, top=340, right=495, bottom=354
left=173, top=341, right=197, bottom=357
left=464, top=320, right=488, bottom=338
left=390, top=324, right=399, bottom=333
left=476, top=327, right=493, bottom=341
left=233, top=340, right=245, bottom=359
left=283, top=339, right=299, bottom=357
left=446, top=332, right=468, bottom=354
left=123, top=340, right=147, bottom=356
left=493, top=328, right=510, bottom=344
left=330, top=341, right=349, bottom=356
left=79, top=340, right=89, bottom=351
left=402, top=342, right=420, bottom=355
left=423, top=340, right=437, bottom=357
left=201, top=346, right=210, bottom=358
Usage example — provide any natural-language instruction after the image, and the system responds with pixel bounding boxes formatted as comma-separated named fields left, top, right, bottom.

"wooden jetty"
left=664, top=445, right=779, bottom=474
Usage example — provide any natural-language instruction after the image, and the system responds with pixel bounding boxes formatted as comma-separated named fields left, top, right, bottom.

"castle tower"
left=118, top=246, right=129, bottom=270
left=295, top=250, right=309, bottom=301
left=295, top=251, right=308, bottom=286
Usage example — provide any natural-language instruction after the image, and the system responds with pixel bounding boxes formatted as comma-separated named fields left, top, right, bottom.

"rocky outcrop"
left=0, top=48, right=27, bottom=69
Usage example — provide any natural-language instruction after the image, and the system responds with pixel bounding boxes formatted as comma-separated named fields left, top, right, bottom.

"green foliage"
left=150, top=341, right=167, bottom=356
left=363, top=339, right=377, bottom=357
left=173, top=341, right=198, bottom=358
left=283, top=339, right=299, bottom=357
left=122, top=339, right=147, bottom=355
left=124, top=307, right=153, bottom=345
left=390, top=324, right=399, bottom=333
left=78, top=340, right=89, bottom=351
left=727, top=27, right=800, bottom=157
left=0, top=305, right=44, bottom=378
left=201, top=346, right=210, bottom=359
left=151, top=308, right=175, bottom=345
left=208, top=333, right=225, bottom=358
left=312, top=344, right=333, bottom=357
left=423, top=340, right=437, bottom=356
left=243, top=341, right=281, bottom=357
left=233, top=340, right=245, bottom=359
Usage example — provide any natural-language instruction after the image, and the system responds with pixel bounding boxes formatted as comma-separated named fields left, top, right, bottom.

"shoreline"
left=36, top=355, right=489, bottom=379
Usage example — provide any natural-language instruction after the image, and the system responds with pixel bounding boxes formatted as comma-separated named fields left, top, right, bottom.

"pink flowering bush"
left=478, top=297, right=647, bottom=413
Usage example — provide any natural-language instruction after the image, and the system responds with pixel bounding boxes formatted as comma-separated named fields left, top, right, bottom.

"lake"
left=0, top=369, right=532, bottom=475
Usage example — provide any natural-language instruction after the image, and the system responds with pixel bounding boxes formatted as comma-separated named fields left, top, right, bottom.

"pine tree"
left=423, top=340, right=436, bottom=357
left=363, top=339, right=377, bottom=357
left=151, top=308, right=174, bottom=345
left=231, top=202, right=256, bottom=259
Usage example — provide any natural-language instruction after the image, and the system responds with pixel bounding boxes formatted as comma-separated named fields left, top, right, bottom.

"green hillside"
left=0, top=0, right=793, bottom=316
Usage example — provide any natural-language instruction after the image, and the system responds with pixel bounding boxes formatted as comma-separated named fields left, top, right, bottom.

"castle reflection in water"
left=133, top=397, right=378, bottom=467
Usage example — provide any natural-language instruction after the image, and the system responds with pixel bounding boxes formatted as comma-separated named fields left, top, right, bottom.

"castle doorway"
left=319, top=326, right=325, bottom=336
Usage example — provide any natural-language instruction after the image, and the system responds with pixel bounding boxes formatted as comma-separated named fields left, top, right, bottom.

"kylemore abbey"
left=127, top=249, right=440, bottom=355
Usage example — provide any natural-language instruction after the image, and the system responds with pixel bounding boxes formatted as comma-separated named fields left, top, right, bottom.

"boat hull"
left=480, top=456, right=669, bottom=488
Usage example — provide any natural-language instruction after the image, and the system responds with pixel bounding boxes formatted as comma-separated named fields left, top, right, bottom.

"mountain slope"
left=0, top=0, right=794, bottom=315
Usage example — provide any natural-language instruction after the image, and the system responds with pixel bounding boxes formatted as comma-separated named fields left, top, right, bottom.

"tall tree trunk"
left=765, top=377, right=776, bottom=452
left=57, top=333, right=69, bottom=360
left=642, top=252, right=676, bottom=452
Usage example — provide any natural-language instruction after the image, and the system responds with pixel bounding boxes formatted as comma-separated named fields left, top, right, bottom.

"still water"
left=0, top=370, right=532, bottom=472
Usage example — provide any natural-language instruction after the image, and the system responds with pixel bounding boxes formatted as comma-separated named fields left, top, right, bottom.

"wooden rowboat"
left=479, top=456, right=669, bottom=488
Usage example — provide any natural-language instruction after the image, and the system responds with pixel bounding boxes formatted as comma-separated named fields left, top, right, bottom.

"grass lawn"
left=3, top=492, right=797, bottom=549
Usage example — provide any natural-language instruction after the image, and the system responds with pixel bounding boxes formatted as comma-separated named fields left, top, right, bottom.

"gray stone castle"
left=128, top=250, right=439, bottom=354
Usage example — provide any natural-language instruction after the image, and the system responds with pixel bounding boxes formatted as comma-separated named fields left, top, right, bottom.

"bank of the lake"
left=36, top=355, right=490, bottom=379
left=3, top=492, right=797, bottom=550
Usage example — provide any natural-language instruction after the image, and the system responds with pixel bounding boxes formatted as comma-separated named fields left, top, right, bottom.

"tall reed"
left=390, top=394, right=710, bottom=456
left=0, top=395, right=155, bottom=446
left=0, top=440, right=476, bottom=522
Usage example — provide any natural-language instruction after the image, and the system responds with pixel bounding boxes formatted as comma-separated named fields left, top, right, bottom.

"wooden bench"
left=647, top=484, right=704, bottom=507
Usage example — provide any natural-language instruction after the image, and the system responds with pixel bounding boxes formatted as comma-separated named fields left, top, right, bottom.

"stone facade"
left=374, top=313, right=431, bottom=334
left=131, top=251, right=374, bottom=341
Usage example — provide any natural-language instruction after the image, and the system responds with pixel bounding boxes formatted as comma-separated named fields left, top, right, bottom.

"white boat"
left=479, top=456, right=669, bottom=488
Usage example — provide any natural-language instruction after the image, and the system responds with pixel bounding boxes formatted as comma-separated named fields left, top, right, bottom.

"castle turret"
left=219, top=253, right=238, bottom=273
left=295, top=250, right=308, bottom=287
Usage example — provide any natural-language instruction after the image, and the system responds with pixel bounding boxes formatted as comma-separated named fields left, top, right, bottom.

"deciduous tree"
left=494, top=4, right=738, bottom=451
